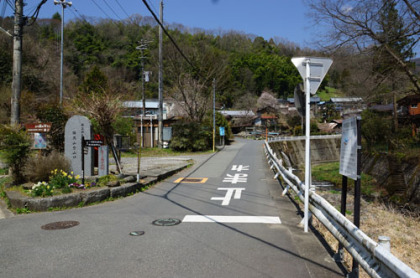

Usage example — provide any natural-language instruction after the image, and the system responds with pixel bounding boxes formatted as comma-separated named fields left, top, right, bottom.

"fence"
left=264, top=141, right=419, bottom=278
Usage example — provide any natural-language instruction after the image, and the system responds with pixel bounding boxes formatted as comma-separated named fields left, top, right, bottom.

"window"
left=411, top=103, right=418, bottom=108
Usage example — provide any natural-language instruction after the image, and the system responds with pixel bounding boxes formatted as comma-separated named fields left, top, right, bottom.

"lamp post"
left=54, top=0, right=72, bottom=105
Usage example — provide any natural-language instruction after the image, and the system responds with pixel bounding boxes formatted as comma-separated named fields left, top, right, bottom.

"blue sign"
left=219, top=127, right=225, bottom=136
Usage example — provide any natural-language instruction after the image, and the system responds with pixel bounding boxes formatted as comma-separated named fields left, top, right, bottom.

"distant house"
left=397, top=95, right=420, bottom=116
left=317, top=119, right=342, bottom=134
left=122, top=100, right=175, bottom=148
left=328, top=97, right=365, bottom=115
left=122, top=99, right=173, bottom=119
left=220, top=110, right=255, bottom=133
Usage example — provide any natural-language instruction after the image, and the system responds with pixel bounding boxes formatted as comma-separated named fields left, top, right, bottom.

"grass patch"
left=312, top=162, right=379, bottom=197
left=316, top=86, right=343, bottom=101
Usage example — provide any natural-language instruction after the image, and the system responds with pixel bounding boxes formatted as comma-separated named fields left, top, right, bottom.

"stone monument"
left=64, top=115, right=93, bottom=176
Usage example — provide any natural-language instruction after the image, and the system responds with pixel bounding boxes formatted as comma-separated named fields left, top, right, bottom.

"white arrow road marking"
left=211, top=188, right=245, bottom=206
left=182, top=215, right=281, bottom=224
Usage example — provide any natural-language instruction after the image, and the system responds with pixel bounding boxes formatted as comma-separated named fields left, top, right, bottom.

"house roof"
left=397, top=95, right=420, bottom=106
left=123, top=100, right=159, bottom=109
left=329, top=97, right=363, bottom=103
left=220, top=110, right=255, bottom=117
left=370, top=103, right=394, bottom=112
left=287, top=97, right=320, bottom=104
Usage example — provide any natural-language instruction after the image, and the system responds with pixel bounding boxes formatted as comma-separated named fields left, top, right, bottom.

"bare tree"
left=257, top=91, right=279, bottom=112
left=71, top=89, right=124, bottom=173
left=165, top=36, right=230, bottom=122
left=306, top=0, right=420, bottom=94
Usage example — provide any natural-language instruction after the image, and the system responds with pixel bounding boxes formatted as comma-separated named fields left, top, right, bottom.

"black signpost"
left=81, top=137, right=103, bottom=185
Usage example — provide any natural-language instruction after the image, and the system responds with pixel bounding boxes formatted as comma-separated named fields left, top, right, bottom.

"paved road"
left=0, top=138, right=344, bottom=277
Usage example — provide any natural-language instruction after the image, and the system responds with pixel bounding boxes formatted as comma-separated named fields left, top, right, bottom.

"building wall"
left=409, top=102, right=420, bottom=115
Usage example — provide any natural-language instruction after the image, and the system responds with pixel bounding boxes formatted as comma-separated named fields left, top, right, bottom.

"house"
left=397, top=95, right=420, bottom=116
left=328, top=97, right=365, bottom=115
left=122, top=99, right=173, bottom=119
left=220, top=110, right=255, bottom=133
left=122, top=99, right=175, bottom=148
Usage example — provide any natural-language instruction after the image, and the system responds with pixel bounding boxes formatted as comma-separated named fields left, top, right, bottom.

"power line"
left=91, top=0, right=113, bottom=20
left=141, top=0, right=198, bottom=74
left=70, top=6, right=89, bottom=23
left=102, top=0, right=122, bottom=20
left=113, top=0, right=130, bottom=19
left=26, top=0, right=48, bottom=25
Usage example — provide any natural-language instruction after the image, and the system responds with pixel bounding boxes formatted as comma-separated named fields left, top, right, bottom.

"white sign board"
left=339, top=117, right=358, bottom=180
left=291, top=57, right=333, bottom=95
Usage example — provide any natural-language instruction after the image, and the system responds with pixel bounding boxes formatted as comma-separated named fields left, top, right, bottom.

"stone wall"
left=269, top=138, right=420, bottom=206
left=269, top=137, right=341, bottom=167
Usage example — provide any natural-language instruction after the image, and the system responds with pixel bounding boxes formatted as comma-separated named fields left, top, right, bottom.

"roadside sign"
left=294, top=83, right=305, bottom=117
left=219, top=127, right=225, bottom=137
left=339, top=117, right=358, bottom=180
left=292, top=56, right=333, bottom=234
left=25, top=123, right=52, bottom=133
left=84, top=140, right=103, bottom=147
left=33, top=133, right=47, bottom=149
left=291, top=57, right=332, bottom=95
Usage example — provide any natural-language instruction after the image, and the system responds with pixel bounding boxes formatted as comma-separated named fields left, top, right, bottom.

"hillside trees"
left=230, top=52, right=301, bottom=99
left=306, top=0, right=420, bottom=95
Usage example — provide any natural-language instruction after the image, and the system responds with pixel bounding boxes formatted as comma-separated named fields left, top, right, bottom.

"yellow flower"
left=75, top=175, right=80, bottom=179
left=63, top=172, right=68, bottom=177
left=47, top=185, right=50, bottom=189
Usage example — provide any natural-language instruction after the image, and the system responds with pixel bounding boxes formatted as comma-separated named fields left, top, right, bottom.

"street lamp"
left=54, top=0, right=72, bottom=105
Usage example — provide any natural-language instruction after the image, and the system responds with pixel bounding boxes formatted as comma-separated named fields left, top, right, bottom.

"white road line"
left=211, top=187, right=245, bottom=206
left=182, top=215, right=281, bottom=224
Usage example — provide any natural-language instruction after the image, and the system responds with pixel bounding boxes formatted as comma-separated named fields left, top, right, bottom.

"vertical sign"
left=339, top=117, right=358, bottom=180
left=98, top=145, right=109, bottom=177
left=64, top=115, right=93, bottom=176
left=219, top=127, right=225, bottom=136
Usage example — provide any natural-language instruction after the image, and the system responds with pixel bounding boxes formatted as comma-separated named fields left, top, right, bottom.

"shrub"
left=23, top=151, right=71, bottom=182
left=170, top=121, right=212, bottom=152
left=35, top=103, right=68, bottom=152
left=0, top=125, right=31, bottom=184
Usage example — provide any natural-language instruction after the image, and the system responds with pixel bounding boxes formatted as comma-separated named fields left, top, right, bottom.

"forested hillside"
left=0, top=13, right=338, bottom=123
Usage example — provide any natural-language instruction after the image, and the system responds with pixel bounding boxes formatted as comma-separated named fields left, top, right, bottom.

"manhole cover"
left=129, top=231, right=145, bottom=236
left=41, top=221, right=80, bottom=230
left=152, top=218, right=181, bottom=226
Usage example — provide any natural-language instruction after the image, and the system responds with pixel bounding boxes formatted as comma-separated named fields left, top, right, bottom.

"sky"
left=20, top=0, right=318, bottom=49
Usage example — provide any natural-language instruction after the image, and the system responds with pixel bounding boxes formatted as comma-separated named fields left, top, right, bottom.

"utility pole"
left=158, top=0, right=163, bottom=148
left=11, top=0, right=24, bottom=125
left=213, top=78, right=216, bottom=152
left=54, top=0, right=72, bottom=106
left=136, top=39, right=150, bottom=147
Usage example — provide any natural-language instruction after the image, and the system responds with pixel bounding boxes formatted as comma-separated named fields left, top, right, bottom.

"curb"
left=4, top=164, right=188, bottom=212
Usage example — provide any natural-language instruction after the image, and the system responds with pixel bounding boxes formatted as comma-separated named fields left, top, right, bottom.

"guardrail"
left=267, top=134, right=342, bottom=142
left=264, top=141, right=420, bottom=278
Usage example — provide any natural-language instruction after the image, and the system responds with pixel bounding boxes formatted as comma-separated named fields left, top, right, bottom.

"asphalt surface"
left=0, top=138, right=344, bottom=277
